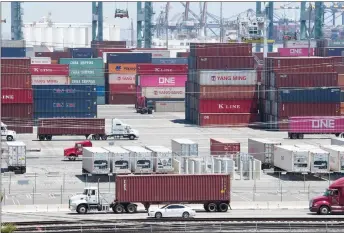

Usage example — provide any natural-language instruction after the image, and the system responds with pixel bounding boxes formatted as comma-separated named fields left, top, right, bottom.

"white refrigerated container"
left=248, top=138, right=281, bottom=168
left=171, top=138, right=198, bottom=157
left=294, top=145, right=330, bottom=173
left=5, top=141, right=26, bottom=173
left=82, top=147, right=110, bottom=174
left=273, top=145, right=310, bottom=173
left=320, top=145, right=344, bottom=172
left=145, top=146, right=173, bottom=173
left=103, top=146, right=131, bottom=174
left=121, top=146, right=153, bottom=174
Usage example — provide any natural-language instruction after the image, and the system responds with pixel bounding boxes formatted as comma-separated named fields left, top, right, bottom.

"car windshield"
left=323, top=189, right=331, bottom=197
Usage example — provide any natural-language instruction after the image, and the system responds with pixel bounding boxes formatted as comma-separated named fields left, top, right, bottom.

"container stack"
left=2, top=58, right=33, bottom=133
left=33, top=85, right=98, bottom=120
left=262, top=57, right=339, bottom=130
left=35, top=51, right=71, bottom=64
left=1, top=40, right=26, bottom=57
left=69, top=48, right=93, bottom=58
left=30, top=64, right=70, bottom=85
left=105, top=53, right=152, bottom=105
left=186, top=42, right=258, bottom=127
left=58, top=58, right=105, bottom=105
left=136, top=64, right=188, bottom=110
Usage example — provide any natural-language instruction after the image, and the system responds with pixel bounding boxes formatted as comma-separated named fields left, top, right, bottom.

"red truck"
left=64, top=140, right=92, bottom=161
left=69, top=174, right=231, bottom=214
left=309, top=177, right=344, bottom=215
left=288, top=116, right=344, bottom=139
left=136, top=96, right=154, bottom=114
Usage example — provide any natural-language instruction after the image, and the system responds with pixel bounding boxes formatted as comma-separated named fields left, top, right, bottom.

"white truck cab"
left=1, top=122, right=16, bottom=141
left=69, top=187, right=108, bottom=214
left=110, top=118, right=139, bottom=140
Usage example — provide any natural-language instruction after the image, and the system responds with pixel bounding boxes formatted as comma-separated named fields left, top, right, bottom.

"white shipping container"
left=273, top=145, right=310, bottom=173
left=171, top=138, right=198, bottom=157
left=284, top=40, right=316, bottom=48
left=32, top=75, right=70, bottom=85
left=213, top=157, right=235, bottom=175
left=248, top=138, right=281, bottom=167
left=103, top=146, right=131, bottom=174
left=108, top=74, right=136, bottom=84
left=132, top=50, right=171, bottom=58
left=31, top=57, right=52, bottom=64
left=1, top=40, right=26, bottom=48
left=121, top=146, right=153, bottom=174
left=187, top=158, right=203, bottom=174
left=331, top=138, right=344, bottom=146
left=295, top=145, right=330, bottom=173
left=320, top=145, right=344, bottom=172
left=5, top=141, right=26, bottom=168
left=145, top=146, right=173, bottom=173
left=142, top=87, right=185, bottom=99
left=155, top=101, right=185, bottom=112
left=197, top=70, right=257, bottom=86
left=82, top=147, right=110, bottom=174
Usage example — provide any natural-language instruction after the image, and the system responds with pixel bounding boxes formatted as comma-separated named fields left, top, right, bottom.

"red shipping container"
left=1, top=58, right=30, bottom=74
left=194, top=56, right=255, bottom=70
left=2, top=74, right=32, bottom=88
left=35, top=52, right=71, bottom=60
left=115, top=174, right=230, bottom=204
left=253, top=52, right=280, bottom=60
left=272, top=72, right=338, bottom=88
left=2, top=118, right=33, bottom=134
left=210, top=138, right=240, bottom=156
left=108, top=93, right=136, bottom=104
left=334, top=64, right=344, bottom=74
left=274, top=103, right=340, bottom=118
left=177, top=52, right=190, bottom=58
left=2, top=104, right=33, bottom=118
left=190, top=43, right=252, bottom=57
left=91, top=40, right=126, bottom=48
left=30, top=64, right=69, bottom=76
left=109, top=84, right=136, bottom=94
left=97, top=48, right=132, bottom=58
left=137, top=64, right=188, bottom=75
left=268, top=57, right=335, bottom=73
left=197, top=85, right=257, bottom=99
left=2, top=89, right=33, bottom=104
left=199, top=113, right=259, bottom=127
left=198, top=99, right=258, bottom=114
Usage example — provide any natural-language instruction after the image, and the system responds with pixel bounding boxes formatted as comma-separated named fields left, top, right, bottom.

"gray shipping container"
left=103, top=146, right=131, bottom=174
left=155, top=101, right=185, bottom=112
left=121, top=146, right=153, bottom=174
left=171, top=139, right=198, bottom=157
left=82, top=147, right=110, bottom=174
left=145, top=145, right=174, bottom=173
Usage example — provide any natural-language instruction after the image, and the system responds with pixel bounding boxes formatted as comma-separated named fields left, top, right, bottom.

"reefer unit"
left=294, top=145, right=330, bottom=173
left=121, top=146, right=153, bottom=174
left=103, top=146, right=131, bottom=174
left=248, top=138, right=282, bottom=168
left=82, top=147, right=110, bottom=174
left=171, top=139, right=198, bottom=157
left=145, top=146, right=174, bottom=173
left=4, top=141, right=26, bottom=174
left=320, top=145, right=344, bottom=172
left=273, top=145, right=310, bottom=173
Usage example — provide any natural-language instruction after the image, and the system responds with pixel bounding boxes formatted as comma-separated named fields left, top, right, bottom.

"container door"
left=312, top=153, right=329, bottom=172
left=293, top=152, right=309, bottom=172
left=189, top=144, right=198, bottom=156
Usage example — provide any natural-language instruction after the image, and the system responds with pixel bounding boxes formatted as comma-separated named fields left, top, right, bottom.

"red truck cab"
left=64, top=140, right=92, bottom=161
left=309, top=177, right=344, bottom=215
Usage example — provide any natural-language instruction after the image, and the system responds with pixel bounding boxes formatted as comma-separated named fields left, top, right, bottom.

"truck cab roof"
left=329, top=177, right=344, bottom=189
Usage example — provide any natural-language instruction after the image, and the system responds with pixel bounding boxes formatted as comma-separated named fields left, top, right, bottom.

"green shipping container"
left=70, top=76, right=105, bottom=86
left=69, top=68, right=104, bottom=77
left=97, top=96, right=106, bottom=105
left=59, top=58, right=104, bottom=69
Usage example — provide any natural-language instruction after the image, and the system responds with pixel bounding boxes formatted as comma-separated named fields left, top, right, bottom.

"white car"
left=148, top=204, right=196, bottom=219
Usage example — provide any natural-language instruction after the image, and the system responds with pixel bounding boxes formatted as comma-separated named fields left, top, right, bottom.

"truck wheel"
left=101, top=135, right=107, bottom=140
left=148, top=109, right=153, bottom=114
left=46, top=135, right=52, bottom=141
left=39, top=135, right=45, bottom=141
left=6, top=135, right=13, bottom=141
left=95, top=135, right=101, bottom=140
left=218, top=203, right=229, bottom=212
left=207, top=203, right=217, bottom=212
left=68, top=155, right=76, bottom=161
left=291, top=134, right=297, bottom=139
left=126, top=204, right=137, bottom=213
left=129, top=135, right=135, bottom=140
left=297, top=134, right=304, bottom=139
left=77, top=204, right=88, bottom=214
left=203, top=204, right=209, bottom=212
left=113, top=204, right=124, bottom=213
left=319, top=205, right=330, bottom=215
left=155, top=212, right=162, bottom=219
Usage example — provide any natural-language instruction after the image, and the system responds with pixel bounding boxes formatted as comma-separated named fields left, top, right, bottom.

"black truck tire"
left=207, top=203, right=217, bottom=212
left=6, top=135, right=13, bottom=141
left=39, top=135, right=45, bottom=141
left=77, top=204, right=88, bottom=214
left=46, top=135, right=52, bottom=141
left=113, top=204, right=124, bottom=213
left=126, top=204, right=137, bottom=213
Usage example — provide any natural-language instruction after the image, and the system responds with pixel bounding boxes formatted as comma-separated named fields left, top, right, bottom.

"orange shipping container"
left=338, top=74, right=344, bottom=90
left=341, top=103, right=344, bottom=115
left=51, top=60, right=58, bottom=64
left=108, top=63, right=137, bottom=74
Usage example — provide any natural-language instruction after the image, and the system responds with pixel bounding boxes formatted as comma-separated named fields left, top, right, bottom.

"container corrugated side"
left=277, top=88, right=341, bottom=103
left=35, top=52, right=71, bottom=60
left=31, top=57, right=52, bottom=64
left=2, top=74, right=32, bottom=88
left=137, top=64, right=188, bottom=75
left=191, top=56, right=255, bottom=70
left=108, top=64, right=137, bottom=74
left=139, top=75, right=187, bottom=87
left=107, top=53, right=152, bottom=64
left=210, top=138, right=240, bottom=156
left=272, top=102, right=340, bottom=117
left=196, top=70, right=257, bottom=86
left=34, top=112, right=97, bottom=119
left=152, top=58, right=188, bottom=64
left=1, top=40, right=25, bottom=48
left=108, top=94, right=136, bottom=105
left=2, top=104, right=33, bottom=118
left=58, top=58, right=103, bottom=69
left=32, top=76, right=70, bottom=85
left=69, top=77, right=105, bottom=86
left=1, top=47, right=26, bottom=57
left=288, top=116, right=344, bottom=133
left=141, top=87, right=185, bottom=99
left=2, top=89, right=33, bottom=104
left=97, top=96, right=105, bottom=105
left=190, top=42, right=252, bottom=57
left=96, top=86, right=105, bottom=96
left=198, top=113, right=259, bottom=127
left=197, top=99, right=258, bottom=114
left=34, top=98, right=97, bottom=113
left=30, top=64, right=69, bottom=76
left=33, top=85, right=97, bottom=99
left=154, top=101, right=185, bottom=112
left=1, top=58, right=30, bottom=74
left=272, top=72, right=338, bottom=88
left=109, top=74, right=136, bottom=84
left=197, top=85, right=257, bottom=99
left=2, top=118, right=33, bottom=134
left=269, top=57, right=335, bottom=73
left=109, top=84, right=135, bottom=94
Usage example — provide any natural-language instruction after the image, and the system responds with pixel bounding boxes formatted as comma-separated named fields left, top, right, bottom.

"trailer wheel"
left=95, top=135, right=101, bottom=140
left=101, top=135, right=107, bottom=140
left=203, top=204, right=209, bottom=212
left=129, top=135, right=135, bottom=140
left=39, top=135, right=45, bottom=141
left=148, top=109, right=153, bottom=114
left=297, top=134, right=304, bottom=139
left=318, top=205, right=330, bottom=215
left=126, top=204, right=137, bottom=213
left=68, top=155, right=76, bottom=161
left=291, top=133, right=297, bottom=139
left=6, top=135, right=13, bottom=141
left=77, top=204, right=88, bottom=214
left=218, top=203, right=229, bottom=212
left=46, top=135, right=52, bottom=141
left=85, top=134, right=90, bottom=139
left=113, top=204, right=124, bottom=213
left=207, top=203, right=217, bottom=212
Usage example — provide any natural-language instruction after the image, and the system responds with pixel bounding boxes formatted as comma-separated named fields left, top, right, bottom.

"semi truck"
left=37, top=118, right=139, bottom=141
left=309, top=177, right=344, bottom=215
left=64, top=140, right=92, bottom=161
left=1, top=122, right=16, bottom=141
left=288, top=116, right=344, bottom=139
left=136, top=96, right=154, bottom=114
left=69, top=174, right=231, bottom=214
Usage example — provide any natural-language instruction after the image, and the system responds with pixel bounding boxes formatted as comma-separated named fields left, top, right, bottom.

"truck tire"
left=113, top=204, right=124, bottom=213
left=6, top=135, right=13, bottom=141
left=39, top=135, right=45, bottom=141
left=46, top=135, right=52, bottom=141
left=291, top=133, right=297, bottom=139
left=94, top=135, right=101, bottom=140
left=129, top=135, right=135, bottom=140
left=126, top=204, right=137, bottom=213
left=77, top=204, right=88, bottom=214
left=148, top=109, right=153, bottom=114
left=203, top=204, right=209, bottom=212
left=218, top=203, right=229, bottom=212
left=101, top=135, right=107, bottom=140
left=207, top=203, right=217, bottom=212
left=318, top=205, right=330, bottom=215
left=297, top=134, right=304, bottom=139
left=68, top=155, right=77, bottom=161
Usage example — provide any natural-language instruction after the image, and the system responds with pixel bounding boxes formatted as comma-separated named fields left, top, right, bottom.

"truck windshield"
left=323, top=190, right=331, bottom=197
left=83, top=189, right=88, bottom=195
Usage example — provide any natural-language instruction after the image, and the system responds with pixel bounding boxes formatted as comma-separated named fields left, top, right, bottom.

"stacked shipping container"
left=2, top=58, right=33, bottom=133
left=186, top=43, right=258, bottom=126
left=262, top=57, right=338, bottom=130
left=1, top=40, right=26, bottom=57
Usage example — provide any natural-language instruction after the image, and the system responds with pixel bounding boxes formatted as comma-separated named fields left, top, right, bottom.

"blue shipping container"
left=152, top=58, right=188, bottom=65
left=1, top=47, right=26, bottom=57
left=70, top=48, right=93, bottom=58
left=33, top=85, right=97, bottom=99
left=278, top=88, right=341, bottom=103
left=34, top=112, right=97, bottom=119
left=34, top=98, right=97, bottom=113
left=107, top=53, right=152, bottom=63
left=326, top=47, right=344, bottom=56
left=96, top=86, right=105, bottom=96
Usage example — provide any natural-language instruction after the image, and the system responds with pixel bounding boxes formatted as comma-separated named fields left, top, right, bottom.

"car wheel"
left=155, top=212, right=162, bottom=219
left=129, top=135, right=135, bottom=140
left=182, top=212, right=190, bottom=219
